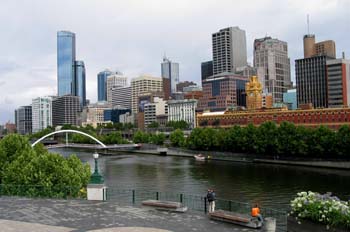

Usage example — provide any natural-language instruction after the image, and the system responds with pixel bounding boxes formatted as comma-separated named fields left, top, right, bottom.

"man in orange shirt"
left=251, top=204, right=263, bottom=223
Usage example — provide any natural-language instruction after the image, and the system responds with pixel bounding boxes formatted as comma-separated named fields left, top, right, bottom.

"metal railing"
left=106, top=188, right=287, bottom=231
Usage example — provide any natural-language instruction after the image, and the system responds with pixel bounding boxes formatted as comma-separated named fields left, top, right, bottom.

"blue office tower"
left=75, top=61, right=86, bottom=108
left=57, top=31, right=76, bottom=96
left=97, top=69, right=114, bottom=101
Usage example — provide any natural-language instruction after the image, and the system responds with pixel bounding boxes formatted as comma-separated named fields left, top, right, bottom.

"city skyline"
left=0, top=0, right=349, bottom=123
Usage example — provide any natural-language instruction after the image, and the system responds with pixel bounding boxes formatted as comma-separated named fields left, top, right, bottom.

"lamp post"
left=89, top=152, right=104, bottom=184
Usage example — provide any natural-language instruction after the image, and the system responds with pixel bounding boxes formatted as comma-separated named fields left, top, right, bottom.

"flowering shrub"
left=290, top=191, right=350, bottom=229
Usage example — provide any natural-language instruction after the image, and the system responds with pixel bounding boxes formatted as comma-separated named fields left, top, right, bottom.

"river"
left=51, top=148, right=350, bottom=211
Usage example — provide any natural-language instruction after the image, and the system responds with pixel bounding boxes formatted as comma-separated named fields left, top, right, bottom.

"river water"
left=52, top=148, right=350, bottom=211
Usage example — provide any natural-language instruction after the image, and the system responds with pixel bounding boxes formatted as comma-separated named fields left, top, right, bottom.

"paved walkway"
left=0, top=197, right=258, bottom=232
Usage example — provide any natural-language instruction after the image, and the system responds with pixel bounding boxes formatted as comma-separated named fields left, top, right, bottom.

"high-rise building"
left=326, top=59, right=350, bottom=108
left=201, top=61, right=213, bottom=81
left=296, top=55, right=331, bottom=108
left=57, top=31, right=76, bottom=96
left=97, top=69, right=114, bottom=102
left=74, top=60, right=86, bottom=108
left=108, top=86, right=132, bottom=109
left=198, top=72, right=247, bottom=112
left=168, top=99, right=198, bottom=129
left=212, top=27, right=247, bottom=75
left=32, top=96, right=53, bottom=133
left=303, top=34, right=336, bottom=58
left=52, top=95, right=80, bottom=127
left=131, top=75, right=163, bottom=114
left=253, top=37, right=291, bottom=103
left=161, top=56, right=179, bottom=94
left=144, top=97, right=168, bottom=127
left=15, top=105, right=32, bottom=135
left=106, top=73, right=127, bottom=102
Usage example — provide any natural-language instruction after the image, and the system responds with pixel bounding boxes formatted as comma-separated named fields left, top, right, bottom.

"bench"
left=142, top=200, right=188, bottom=212
left=209, top=210, right=262, bottom=229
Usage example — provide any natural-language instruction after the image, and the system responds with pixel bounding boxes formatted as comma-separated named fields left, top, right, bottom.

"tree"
left=150, top=133, right=166, bottom=145
left=0, top=134, right=90, bottom=197
left=133, top=131, right=149, bottom=143
left=148, top=122, right=159, bottom=129
left=167, top=120, right=189, bottom=130
left=170, top=129, right=185, bottom=147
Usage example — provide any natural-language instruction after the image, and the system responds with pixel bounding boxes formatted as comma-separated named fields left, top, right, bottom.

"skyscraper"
left=57, top=31, right=76, bottom=96
left=97, top=69, right=114, bottom=102
left=212, top=27, right=247, bottom=75
left=296, top=55, right=330, bottom=108
left=75, top=60, right=86, bottom=108
left=253, top=37, right=292, bottom=103
left=161, top=56, right=179, bottom=94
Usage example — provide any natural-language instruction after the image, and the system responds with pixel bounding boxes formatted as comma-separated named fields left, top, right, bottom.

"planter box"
left=287, top=216, right=349, bottom=232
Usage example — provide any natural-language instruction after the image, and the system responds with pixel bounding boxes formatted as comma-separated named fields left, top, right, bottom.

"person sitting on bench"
left=251, top=204, right=263, bottom=223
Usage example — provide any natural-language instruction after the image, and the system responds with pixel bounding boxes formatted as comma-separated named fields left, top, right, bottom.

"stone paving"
left=0, top=197, right=259, bottom=232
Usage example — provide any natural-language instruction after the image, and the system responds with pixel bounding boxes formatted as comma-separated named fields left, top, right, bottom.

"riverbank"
left=111, top=145, right=350, bottom=170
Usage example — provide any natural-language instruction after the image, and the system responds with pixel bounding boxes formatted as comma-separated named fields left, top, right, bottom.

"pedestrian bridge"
left=31, top=129, right=140, bottom=150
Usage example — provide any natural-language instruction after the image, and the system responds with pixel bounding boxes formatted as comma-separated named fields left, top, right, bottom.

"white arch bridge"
left=31, top=129, right=140, bottom=150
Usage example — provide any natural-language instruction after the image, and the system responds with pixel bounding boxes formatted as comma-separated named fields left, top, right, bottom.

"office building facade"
left=326, top=59, right=350, bottom=108
left=212, top=27, right=247, bottom=74
left=168, top=99, right=198, bottom=129
left=15, top=105, right=32, bottom=135
left=52, top=95, right=80, bottom=127
left=161, top=56, right=179, bottom=94
left=131, top=75, right=163, bottom=114
left=198, top=73, right=247, bottom=112
left=108, top=86, right=132, bottom=109
left=74, top=60, right=86, bottom=108
left=144, top=97, right=168, bottom=127
left=106, top=73, right=128, bottom=106
left=104, top=108, right=131, bottom=123
left=296, top=55, right=331, bottom=108
left=97, top=69, right=114, bottom=102
left=303, top=34, right=336, bottom=58
left=201, top=61, right=213, bottom=81
left=32, top=96, right=53, bottom=133
left=57, top=31, right=76, bottom=96
left=283, top=89, right=297, bottom=110
left=253, top=37, right=291, bottom=103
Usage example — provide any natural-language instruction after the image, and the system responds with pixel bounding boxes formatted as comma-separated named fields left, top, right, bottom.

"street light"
left=89, top=151, right=104, bottom=184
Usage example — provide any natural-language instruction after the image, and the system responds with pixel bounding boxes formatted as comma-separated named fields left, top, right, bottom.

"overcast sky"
left=0, top=0, right=349, bottom=124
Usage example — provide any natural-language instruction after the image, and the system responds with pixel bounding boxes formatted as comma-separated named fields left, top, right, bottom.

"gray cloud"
left=0, top=0, right=349, bottom=123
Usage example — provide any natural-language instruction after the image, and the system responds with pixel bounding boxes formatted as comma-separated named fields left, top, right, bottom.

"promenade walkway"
left=0, top=197, right=258, bottom=232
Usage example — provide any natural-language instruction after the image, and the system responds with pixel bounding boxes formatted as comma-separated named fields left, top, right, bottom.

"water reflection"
left=51, top=148, right=350, bottom=210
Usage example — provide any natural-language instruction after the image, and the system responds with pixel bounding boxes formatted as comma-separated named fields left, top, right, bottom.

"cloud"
left=0, top=0, right=349, bottom=123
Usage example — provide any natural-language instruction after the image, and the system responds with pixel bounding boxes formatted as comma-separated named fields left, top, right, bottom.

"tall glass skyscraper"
left=97, top=69, right=113, bottom=102
left=75, top=61, right=86, bottom=107
left=161, top=56, right=179, bottom=94
left=57, top=31, right=76, bottom=96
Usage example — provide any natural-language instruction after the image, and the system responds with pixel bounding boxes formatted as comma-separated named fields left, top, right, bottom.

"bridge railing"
left=106, top=188, right=288, bottom=232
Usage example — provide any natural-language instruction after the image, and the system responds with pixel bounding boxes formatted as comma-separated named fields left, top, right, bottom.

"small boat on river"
left=194, top=154, right=206, bottom=161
